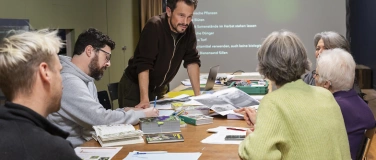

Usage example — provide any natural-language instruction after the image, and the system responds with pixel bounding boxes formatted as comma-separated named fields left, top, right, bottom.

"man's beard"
left=88, top=55, right=106, bottom=81
left=170, top=17, right=188, bottom=33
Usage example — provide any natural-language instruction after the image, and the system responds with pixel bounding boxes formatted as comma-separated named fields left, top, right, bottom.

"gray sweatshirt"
left=48, top=56, right=145, bottom=147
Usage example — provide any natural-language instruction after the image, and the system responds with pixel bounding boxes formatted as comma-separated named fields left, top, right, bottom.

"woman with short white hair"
left=238, top=31, right=351, bottom=159
left=315, top=48, right=375, bottom=160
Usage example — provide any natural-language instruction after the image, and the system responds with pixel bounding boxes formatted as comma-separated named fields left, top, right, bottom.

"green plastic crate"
left=229, top=80, right=269, bottom=95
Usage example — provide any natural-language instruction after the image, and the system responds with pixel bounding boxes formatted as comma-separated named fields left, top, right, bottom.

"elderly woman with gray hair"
left=303, top=31, right=363, bottom=97
left=315, top=48, right=375, bottom=160
left=238, top=31, right=351, bottom=160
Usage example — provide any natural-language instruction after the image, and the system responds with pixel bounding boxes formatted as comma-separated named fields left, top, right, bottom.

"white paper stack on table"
left=189, top=87, right=260, bottom=119
left=191, top=87, right=259, bottom=108
left=92, top=124, right=144, bottom=147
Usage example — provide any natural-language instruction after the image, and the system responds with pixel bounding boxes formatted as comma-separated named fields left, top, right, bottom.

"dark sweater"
left=125, top=12, right=201, bottom=91
left=0, top=102, right=80, bottom=160
left=333, top=89, right=375, bottom=160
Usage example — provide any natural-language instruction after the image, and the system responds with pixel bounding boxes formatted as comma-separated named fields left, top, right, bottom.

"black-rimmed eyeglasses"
left=96, top=48, right=111, bottom=62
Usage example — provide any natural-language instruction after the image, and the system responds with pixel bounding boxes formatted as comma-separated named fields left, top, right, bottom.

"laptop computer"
left=183, top=65, right=220, bottom=91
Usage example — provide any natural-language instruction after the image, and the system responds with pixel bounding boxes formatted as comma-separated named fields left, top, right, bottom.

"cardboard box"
left=356, top=65, right=372, bottom=89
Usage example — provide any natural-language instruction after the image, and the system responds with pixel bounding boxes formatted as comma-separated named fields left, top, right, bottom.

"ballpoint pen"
left=154, top=96, right=157, bottom=108
left=136, top=151, right=167, bottom=154
left=226, top=127, right=247, bottom=131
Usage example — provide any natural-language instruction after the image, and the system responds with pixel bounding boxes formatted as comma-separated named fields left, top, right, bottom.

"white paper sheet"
left=158, top=110, right=175, bottom=116
left=223, top=110, right=244, bottom=117
left=211, top=104, right=237, bottom=116
left=250, top=95, right=264, bottom=101
left=192, top=88, right=259, bottom=108
left=152, top=103, right=172, bottom=110
left=207, top=126, right=249, bottom=133
left=74, top=147, right=122, bottom=160
left=182, top=99, right=204, bottom=106
left=201, top=130, right=246, bottom=145
left=181, top=79, right=207, bottom=86
left=123, top=151, right=202, bottom=160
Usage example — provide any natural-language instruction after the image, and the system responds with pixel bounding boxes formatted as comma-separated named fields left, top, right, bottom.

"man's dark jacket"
left=125, top=12, right=201, bottom=91
left=0, top=102, right=81, bottom=160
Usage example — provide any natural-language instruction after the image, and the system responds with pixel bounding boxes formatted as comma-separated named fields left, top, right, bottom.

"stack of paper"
left=92, top=124, right=144, bottom=147
left=192, top=87, right=259, bottom=108
left=123, top=151, right=202, bottom=160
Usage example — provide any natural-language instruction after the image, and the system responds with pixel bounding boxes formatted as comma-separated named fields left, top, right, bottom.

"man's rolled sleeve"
left=183, top=24, right=201, bottom=68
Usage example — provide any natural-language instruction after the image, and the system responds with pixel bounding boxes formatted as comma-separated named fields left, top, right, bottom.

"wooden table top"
left=82, top=78, right=265, bottom=159
left=81, top=117, right=248, bottom=160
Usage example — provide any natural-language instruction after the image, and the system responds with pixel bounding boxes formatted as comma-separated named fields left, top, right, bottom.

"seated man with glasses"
left=48, top=28, right=159, bottom=147
left=315, top=48, right=375, bottom=160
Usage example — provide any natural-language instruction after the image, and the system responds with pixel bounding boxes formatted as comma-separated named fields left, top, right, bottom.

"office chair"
left=97, top=90, right=112, bottom=110
left=107, top=82, right=119, bottom=108
left=356, top=127, right=376, bottom=160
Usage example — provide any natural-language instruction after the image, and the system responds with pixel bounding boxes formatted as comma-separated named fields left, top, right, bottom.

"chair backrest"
left=107, top=82, right=119, bottom=101
left=356, top=127, right=376, bottom=160
left=97, top=90, right=112, bottom=110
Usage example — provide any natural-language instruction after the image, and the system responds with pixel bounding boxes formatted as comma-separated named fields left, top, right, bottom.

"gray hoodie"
left=48, top=56, right=145, bottom=147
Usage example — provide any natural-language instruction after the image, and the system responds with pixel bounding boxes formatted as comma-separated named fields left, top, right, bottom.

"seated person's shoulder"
left=61, top=72, right=84, bottom=82
left=0, top=121, right=80, bottom=159
left=309, top=84, right=333, bottom=95
left=262, top=81, right=332, bottom=102
left=22, top=124, right=80, bottom=159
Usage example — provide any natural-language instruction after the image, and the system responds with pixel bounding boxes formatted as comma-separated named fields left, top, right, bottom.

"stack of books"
left=145, top=133, right=184, bottom=144
left=92, top=124, right=144, bottom=147
left=139, top=116, right=181, bottom=134
left=179, top=114, right=213, bottom=126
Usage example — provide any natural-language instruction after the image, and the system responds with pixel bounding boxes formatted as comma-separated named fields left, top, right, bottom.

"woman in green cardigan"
left=237, top=30, right=351, bottom=160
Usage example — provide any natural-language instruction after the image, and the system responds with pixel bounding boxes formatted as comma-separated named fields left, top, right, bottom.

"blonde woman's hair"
left=0, top=29, right=63, bottom=100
